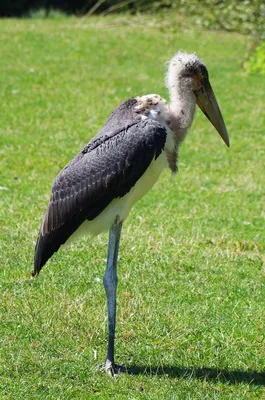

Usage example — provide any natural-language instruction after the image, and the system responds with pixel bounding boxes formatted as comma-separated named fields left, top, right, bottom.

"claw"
left=100, top=360, right=124, bottom=377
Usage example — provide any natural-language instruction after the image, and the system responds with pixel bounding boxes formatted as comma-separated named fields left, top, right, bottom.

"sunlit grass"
left=0, top=17, right=265, bottom=399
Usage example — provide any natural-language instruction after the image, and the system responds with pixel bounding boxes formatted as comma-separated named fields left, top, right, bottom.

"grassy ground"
left=0, top=16, right=265, bottom=399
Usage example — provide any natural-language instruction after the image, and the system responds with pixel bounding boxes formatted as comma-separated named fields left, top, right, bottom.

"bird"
left=33, top=51, right=229, bottom=376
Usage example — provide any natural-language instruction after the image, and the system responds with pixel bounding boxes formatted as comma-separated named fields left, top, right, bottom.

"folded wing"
left=34, top=117, right=167, bottom=274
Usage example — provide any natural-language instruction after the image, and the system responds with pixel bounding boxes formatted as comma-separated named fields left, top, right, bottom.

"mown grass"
left=0, top=16, right=265, bottom=399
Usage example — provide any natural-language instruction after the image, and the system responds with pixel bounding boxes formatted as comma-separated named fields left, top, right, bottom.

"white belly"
left=66, top=151, right=167, bottom=244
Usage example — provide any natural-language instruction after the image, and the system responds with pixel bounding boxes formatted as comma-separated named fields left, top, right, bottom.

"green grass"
left=1, top=16, right=265, bottom=399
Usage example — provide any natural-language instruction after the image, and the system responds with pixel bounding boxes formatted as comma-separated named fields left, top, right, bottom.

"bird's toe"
left=100, top=359, right=124, bottom=377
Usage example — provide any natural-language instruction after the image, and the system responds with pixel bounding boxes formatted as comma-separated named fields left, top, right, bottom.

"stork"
left=33, top=52, right=229, bottom=376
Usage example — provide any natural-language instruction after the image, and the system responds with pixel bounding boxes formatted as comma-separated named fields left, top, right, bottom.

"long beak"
left=194, top=78, right=230, bottom=147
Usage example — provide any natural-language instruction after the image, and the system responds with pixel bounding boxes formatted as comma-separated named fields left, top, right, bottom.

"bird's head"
left=167, top=52, right=230, bottom=147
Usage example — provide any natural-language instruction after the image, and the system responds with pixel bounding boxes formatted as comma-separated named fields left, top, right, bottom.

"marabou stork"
left=33, top=52, right=229, bottom=376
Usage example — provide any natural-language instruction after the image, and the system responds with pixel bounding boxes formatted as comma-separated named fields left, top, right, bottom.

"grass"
left=0, top=15, right=265, bottom=399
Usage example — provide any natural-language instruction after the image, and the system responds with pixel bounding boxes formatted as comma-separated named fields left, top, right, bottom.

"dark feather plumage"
left=34, top=98, right=167, bottom=275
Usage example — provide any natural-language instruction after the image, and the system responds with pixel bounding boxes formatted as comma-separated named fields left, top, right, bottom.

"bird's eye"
left=181, top=72, right=193, bottom=79
left=181, top=64, right=198, bottom=79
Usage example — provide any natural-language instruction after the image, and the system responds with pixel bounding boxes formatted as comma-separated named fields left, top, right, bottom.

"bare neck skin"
left=165, top=60, right=196, bottom=141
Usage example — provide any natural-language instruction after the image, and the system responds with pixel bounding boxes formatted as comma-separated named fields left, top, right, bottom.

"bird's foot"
left=100, top=359, right=124, bottom=377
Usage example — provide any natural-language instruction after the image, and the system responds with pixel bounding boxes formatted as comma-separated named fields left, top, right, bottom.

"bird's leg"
left=102, top=218, right=123, bottom=376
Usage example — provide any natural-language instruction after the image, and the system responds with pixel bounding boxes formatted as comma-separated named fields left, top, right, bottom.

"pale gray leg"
left=103, top=218, right=122, bottom=376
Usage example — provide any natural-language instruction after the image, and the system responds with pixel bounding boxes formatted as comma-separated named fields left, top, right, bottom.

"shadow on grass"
left=126, top=365, right=265, bottom=385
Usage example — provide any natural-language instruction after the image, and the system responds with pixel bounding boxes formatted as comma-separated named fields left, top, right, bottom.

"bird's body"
left=33, top=52, right=229, bottom=376
left=35, top=91, right=189, bottom=267
left=65, top=94, right=181, bottom=243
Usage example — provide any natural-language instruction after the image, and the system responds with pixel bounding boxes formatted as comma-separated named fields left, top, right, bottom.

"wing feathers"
left=34, top=116, right=167, bottom=274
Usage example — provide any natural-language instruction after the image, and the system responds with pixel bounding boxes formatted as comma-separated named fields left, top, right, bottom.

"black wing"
left=34, top=99, right=167, bottom=275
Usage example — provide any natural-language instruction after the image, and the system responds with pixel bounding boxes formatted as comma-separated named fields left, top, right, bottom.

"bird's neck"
left=166, top=63, right=197, bottom=134
left=168, top=82, right=196, bottom=132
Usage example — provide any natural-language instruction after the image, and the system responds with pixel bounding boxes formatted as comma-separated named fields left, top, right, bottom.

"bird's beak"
left=194, top=78, right=230, bottom=147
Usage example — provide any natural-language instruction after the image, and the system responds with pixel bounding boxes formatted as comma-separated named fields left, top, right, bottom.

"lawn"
left=0, top=15, right=265, bottom=399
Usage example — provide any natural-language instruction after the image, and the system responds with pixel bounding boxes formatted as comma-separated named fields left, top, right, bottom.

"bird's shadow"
left=126, top=365, right=265, bottom=386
